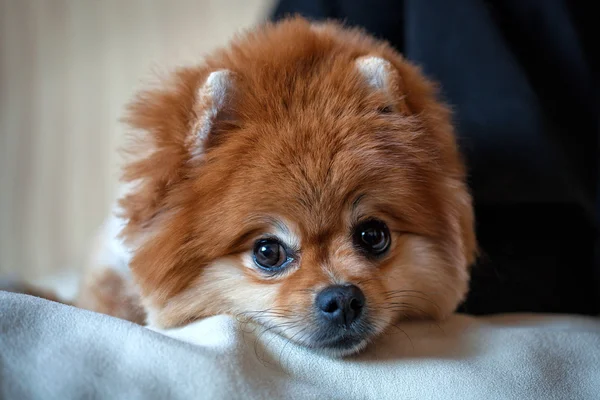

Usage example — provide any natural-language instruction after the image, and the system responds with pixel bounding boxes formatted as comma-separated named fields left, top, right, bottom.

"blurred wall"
left=0, top=0, right=274, bottom=282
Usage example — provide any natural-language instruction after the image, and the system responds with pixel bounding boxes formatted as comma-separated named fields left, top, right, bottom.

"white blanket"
left=1, top=291, right=599, bottom=399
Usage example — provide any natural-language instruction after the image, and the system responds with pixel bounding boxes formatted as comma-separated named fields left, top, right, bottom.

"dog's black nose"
left=316, top=284, right=365, bottom=327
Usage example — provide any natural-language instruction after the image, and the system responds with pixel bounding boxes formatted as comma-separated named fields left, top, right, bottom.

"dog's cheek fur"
left=143, top=255, right=282, bottom=328
left=383, top=236, right=469, bottom=322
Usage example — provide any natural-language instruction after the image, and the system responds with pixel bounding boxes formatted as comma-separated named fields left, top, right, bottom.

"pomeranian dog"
left=28, top=17, right=478, bottom=357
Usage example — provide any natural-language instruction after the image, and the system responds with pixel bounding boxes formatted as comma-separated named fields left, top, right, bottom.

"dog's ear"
left=118, top=68, right=236, bottom=238
left=187, top=69, right=236, bottom=161
left=355, top=56, right=411, bottom=115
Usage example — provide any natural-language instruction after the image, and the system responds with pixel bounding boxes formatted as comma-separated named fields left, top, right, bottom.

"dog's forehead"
left=242, top=162, right=373, bottom=241
left=228, top=123, right=401, bottom=236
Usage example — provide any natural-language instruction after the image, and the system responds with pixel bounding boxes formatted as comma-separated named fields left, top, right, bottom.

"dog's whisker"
left=383, top=293, right=441, bottom=312
left=378, top=304, right=446, bottom=335
left=355, top=277, right=376, bottom=287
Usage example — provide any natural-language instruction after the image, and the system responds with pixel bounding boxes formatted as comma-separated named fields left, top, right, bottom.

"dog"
left=22, top=17, right=478, bottom=357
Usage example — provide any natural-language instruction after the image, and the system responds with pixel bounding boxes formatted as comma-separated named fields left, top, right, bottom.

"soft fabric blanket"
left=1, top=291, right=599, bottom=399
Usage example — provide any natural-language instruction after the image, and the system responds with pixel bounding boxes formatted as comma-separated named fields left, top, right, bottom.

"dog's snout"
left=316, top=284, right=365, bottom=327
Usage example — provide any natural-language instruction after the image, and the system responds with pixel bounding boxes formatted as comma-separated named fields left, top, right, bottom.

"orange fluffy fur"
left=67, top=17, right=476, bottom=356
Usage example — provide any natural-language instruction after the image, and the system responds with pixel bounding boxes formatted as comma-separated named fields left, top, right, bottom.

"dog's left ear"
left=355, top=56, right=411, bottom=114
left=357, top=56, right=477, bottom=272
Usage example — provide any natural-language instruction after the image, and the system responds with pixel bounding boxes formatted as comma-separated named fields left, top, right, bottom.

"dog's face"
left=119, top=18, right=476, bottom=356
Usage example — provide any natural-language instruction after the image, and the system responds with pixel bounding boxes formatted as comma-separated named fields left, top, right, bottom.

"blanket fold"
left=1, top=292, right=599, bottom=399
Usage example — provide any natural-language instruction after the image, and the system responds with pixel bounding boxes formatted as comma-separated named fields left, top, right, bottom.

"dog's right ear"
left=187, top=69, right=236, bottom=161
left=118, top=68, right=236, bottom=237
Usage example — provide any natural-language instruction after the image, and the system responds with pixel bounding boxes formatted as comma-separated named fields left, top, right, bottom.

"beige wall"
left=0, top=0, right=274, bottom=282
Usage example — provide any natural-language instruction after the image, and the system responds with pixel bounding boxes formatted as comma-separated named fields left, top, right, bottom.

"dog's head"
left=119, top=17, right=476, bottom=356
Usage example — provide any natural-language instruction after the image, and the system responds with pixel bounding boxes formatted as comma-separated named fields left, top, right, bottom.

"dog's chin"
left=289, top=321, right=378, bottom=357
left=308, top=334, right=371, bottom=357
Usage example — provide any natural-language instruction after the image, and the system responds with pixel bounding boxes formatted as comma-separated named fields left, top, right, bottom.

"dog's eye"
left=253, top=239, right=289, bottom=270
left=353, top=219, right=391, bottom=257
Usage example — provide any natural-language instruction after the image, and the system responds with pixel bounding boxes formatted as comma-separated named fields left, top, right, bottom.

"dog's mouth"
left=306, top=321, right=375, bottom=356
left=315, top=333, right=366, bottom=349
left=253, top=311, right=377, bottom=356
left=307, top=333, right=371, bottom=357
